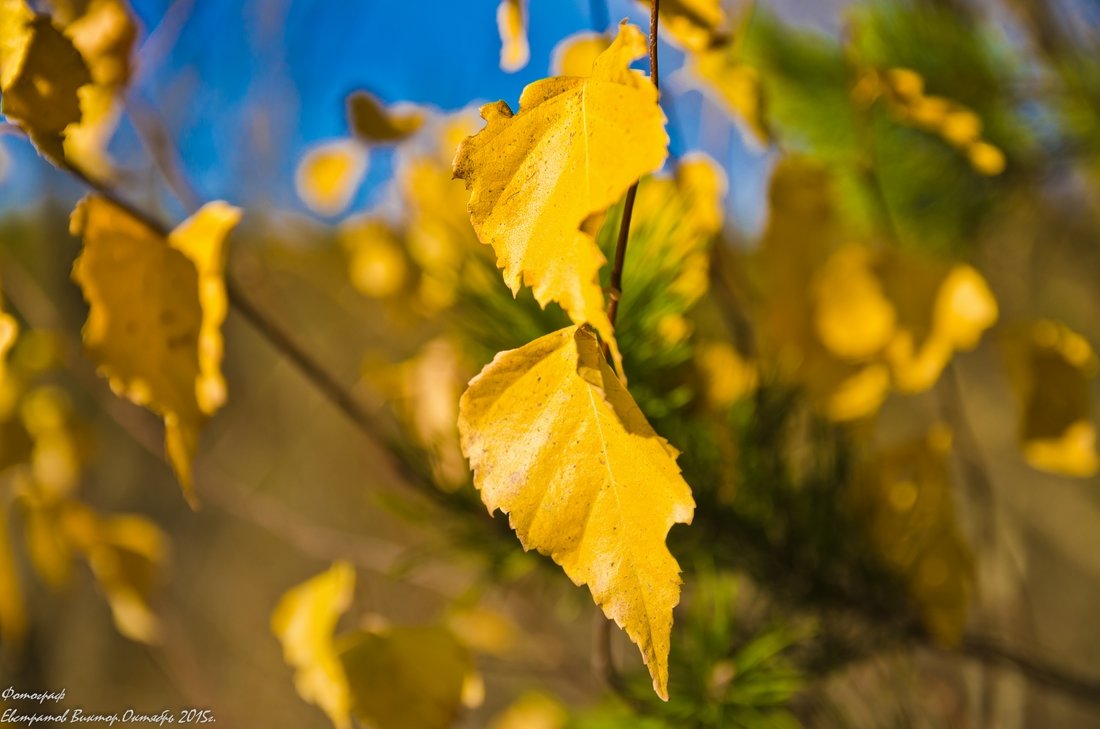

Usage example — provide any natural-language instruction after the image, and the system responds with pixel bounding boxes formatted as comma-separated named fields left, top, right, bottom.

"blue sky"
left=1, top=0, right=784, bottom=230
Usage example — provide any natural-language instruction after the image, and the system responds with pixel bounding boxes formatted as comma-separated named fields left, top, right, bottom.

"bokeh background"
left=2, top=0, right=1100, bottom=727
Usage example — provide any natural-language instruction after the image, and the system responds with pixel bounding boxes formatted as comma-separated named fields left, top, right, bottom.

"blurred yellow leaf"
left=850, top=425, right=972, bottom=645
left=63, top=83, right=121, bottom=179
left=71, top=196, right=241, bottom=505
left=966, top=141, right=1006, bottom=176
left=271, top=562, right=356, bottom=729
left=81, top=510, right=169, bottom=644
left=56, top=0, right=135, bottom=86
left=813, top=245, right=896, bottom=361
left=295, top=140, right=369, bottom=217
left=689, top=52, right=768, bottom=147
left=52, top=0, right=137, bottom=178
left=697, top=342, right=757, bottom=409
left=883, top=258, right=997, bottom=393
left=458, top=326, right=694, bottom=700
left=338, top=625, right=472, bottom=729
left=23, top=500, right=74, bottom=588
left=0, top=283, right=16, bottom=365
left=1007, top=321, right=1099, bottom=478
left=488, top=692, right=568, bottom=729
left=551, top=31, right=609, bottom=76
left=445, top=604, right=518, bottom=656
left=644, top=0, right=726, bottom=51
left=496, top=0, right=529, bottom=72
left=346, top=90, right=424, bottom=144
left=398, top=338, right=469, bottom=490
left=454, top=23, right=667, bottom=369
left=0, top=7, right=91, bottom=162
left=754, top=158, right=889, bottom=421
left=824, top=363, right=891, bottom=422
left=338, top=216, right=409, bottom=299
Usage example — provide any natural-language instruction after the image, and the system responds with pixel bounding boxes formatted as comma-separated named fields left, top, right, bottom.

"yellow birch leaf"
left=271, top=562, right=356, bottom=729
left=346, top=90, right=424, bottom=145
left=295, top=139, right=369, bottom=217
left=454, top=23, right=668, bottom=369
left=550, top=31, right=610, bottom=76
left=0, top=9, right=91, bottom=163
left=1007, top=321, right=1099, bottom=478
left=338, top=625, right=472, bottom=729
left=496, top=0, right=529, bottom=73
left=458, top=326, right=694, bottom=700
left=70, top=196, right=241, bottom=505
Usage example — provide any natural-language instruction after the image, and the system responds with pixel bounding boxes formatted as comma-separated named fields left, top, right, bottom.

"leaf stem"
left=605, top=0, right=660, bottom=339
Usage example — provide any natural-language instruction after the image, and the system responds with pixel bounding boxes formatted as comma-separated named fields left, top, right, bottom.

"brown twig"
left=605, top=0, right=660, bottom=345
left=125, top=95, right=203, bottom=214
left=958, top=634, right=1100, bottom=707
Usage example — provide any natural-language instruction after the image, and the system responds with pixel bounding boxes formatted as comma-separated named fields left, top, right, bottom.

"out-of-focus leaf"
left=295, top=140, right=369, bottom=217
left=458, top=326, right=694, bottom=699
left=752, top=158, right=889, bottom=422
left=849, top=425, right=972, bottom=645
left=454, top=22, right=668, bottom=369
left=1006, top=321, right=1098, bottom=478
left=550, top=31, right=609, bottom=76
left=641, top=0, right=726, bottom=51
left=688, top=51, right=768, bottom=147
left=488, top=692, right=567, bottom=729
left=51, top=0, right=137, bottom=178
left=496, top=0, right=528, bottom=72
left=71, top=196, right=241, bottom=505
left=77, top=508, right=169, bottom=644
left=338, top=625, right=472, bottom=729
left=881, top=257, right=998, bottom=393
left=346, top=90, right=424, bottom=145
left=698, top=342, right=757, bottom=410
left=0, top=282, right=16, bottom=366
left=812, top=244, right=896, bottom=361
left=0, top=7, right=91, bottom=162
left=445, top=604, right=518, bottom=656
left=392, top=338, right=470, bottom=490
left=271, top=562, right=356, bottom=729
left=338, top=215, right=409, bottom=299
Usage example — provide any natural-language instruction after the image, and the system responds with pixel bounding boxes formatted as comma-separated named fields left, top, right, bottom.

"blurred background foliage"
left=2, top=0, right=1100, bottom=727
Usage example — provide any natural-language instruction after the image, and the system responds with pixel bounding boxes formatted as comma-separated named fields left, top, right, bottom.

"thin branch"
left=957, top=634, right=1100, bottom=707
left=125, top=95, right=203, bottom=213
left=605, top=0, right=660, bottom=340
